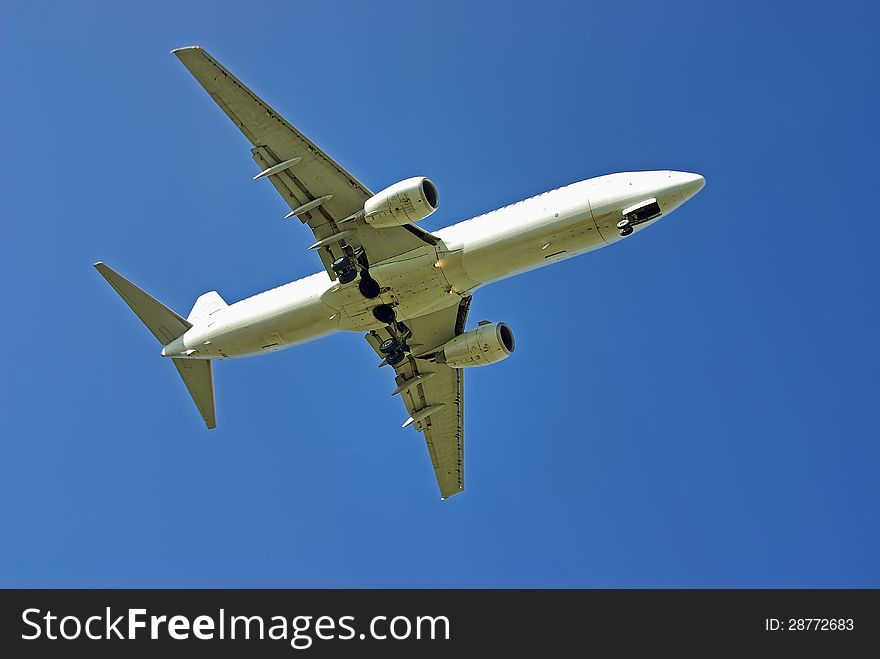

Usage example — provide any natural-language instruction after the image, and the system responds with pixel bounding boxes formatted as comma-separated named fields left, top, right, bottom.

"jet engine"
left=364, top=177, right=439, bottom=228
left=435, top=322, right=515, bottom=368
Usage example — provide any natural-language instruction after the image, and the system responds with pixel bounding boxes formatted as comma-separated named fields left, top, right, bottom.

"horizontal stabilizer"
left=172, top=358, right=216, bottom=429
left=96, top=262, right=216, bottom=428
left=94, top=262, right=191, bottom=344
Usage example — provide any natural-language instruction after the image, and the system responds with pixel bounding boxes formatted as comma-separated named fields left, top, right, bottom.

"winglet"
left=170, top=45, right=202, bottom=54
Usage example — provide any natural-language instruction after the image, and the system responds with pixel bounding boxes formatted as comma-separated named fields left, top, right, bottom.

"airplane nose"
left=676, top=172, right=705, bottom=202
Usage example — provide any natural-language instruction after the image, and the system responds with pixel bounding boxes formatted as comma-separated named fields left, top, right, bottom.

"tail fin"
left=187, top=291, right=227, bottom=325
left=94, top=262, right=217, bottom=429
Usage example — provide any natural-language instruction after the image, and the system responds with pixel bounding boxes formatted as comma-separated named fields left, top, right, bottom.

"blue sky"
left=2, top=0, right=878, bottom=587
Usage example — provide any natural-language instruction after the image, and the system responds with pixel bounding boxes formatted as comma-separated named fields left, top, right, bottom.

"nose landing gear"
left=618, top=198, right=662, bottom=236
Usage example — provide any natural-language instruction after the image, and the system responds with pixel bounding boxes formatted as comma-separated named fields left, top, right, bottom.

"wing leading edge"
left=172, top=46, right=433, bottom=274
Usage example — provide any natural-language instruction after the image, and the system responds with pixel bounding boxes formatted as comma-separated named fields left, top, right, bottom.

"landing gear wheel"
left=331, top=256, right=358, bottom=284
left=372, top=304, right=396, bottom=325
left=616, top=218, right=631, bottom=230
left=379, top=337, right=401, bottom=355
left=619, top=225, right=634, bottom=237
left=337, top=269, right=357, bottom=284
left=386, top=350, right=407, bottom=366
left=358, top=273, right=381, bottom=299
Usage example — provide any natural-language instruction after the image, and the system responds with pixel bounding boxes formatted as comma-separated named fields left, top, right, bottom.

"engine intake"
left=364, top=177, right=439, bottom=228
left=436, top=322, right=515, bottom=368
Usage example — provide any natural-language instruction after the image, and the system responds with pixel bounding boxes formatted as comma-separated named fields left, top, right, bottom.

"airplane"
left=95, top=46, right=705, bottom=499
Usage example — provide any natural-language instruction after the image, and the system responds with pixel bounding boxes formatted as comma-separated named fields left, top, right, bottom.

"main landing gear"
left=617, top=218, right=634, bottom=237
left=332, top=250, right=408, bottom=365
left=358, top=271, right=381, bottom=298
left=373, top=304, right=411, bottom=366
left=332, top=254, right=382, bottom=299
left=379, top=336, right=408, bottom=366
left=331, top=256, right=358, bottom=284
left=372, top=303, right=396, bottom=325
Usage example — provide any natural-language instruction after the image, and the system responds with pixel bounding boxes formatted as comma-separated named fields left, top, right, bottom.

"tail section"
left=94, top=262, right=217, bottom=429
left=187, top=291, right=227, bottom=325
left=94, top=262, right=191, bottom=344
left=171, top=358, right=216, bottom=429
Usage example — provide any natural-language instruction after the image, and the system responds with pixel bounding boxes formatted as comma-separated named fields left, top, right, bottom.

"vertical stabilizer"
left=188, top=291, right=227, bottom=325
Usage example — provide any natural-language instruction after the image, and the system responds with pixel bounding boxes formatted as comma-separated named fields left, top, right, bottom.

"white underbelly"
left=436, top=199, right=606, bottom=290
left=183, top=273, right=341, bottom=358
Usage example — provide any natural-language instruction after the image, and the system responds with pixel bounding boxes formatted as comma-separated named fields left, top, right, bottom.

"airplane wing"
left=366, top=297, right=471, bottom=499
left=173, top=46, right=436, bottom=278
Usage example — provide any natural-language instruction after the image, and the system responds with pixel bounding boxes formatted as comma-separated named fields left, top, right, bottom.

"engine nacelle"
left=435, top=322, right=515, bottom=368
left=364, top=177, right=439, bottom=228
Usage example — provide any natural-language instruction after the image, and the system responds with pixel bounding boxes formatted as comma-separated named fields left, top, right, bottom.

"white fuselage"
left=162, top=171, right=704, bottom=360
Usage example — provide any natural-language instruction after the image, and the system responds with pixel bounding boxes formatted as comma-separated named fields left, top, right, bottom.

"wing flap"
left=399, top=360, right=464, bottom=498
